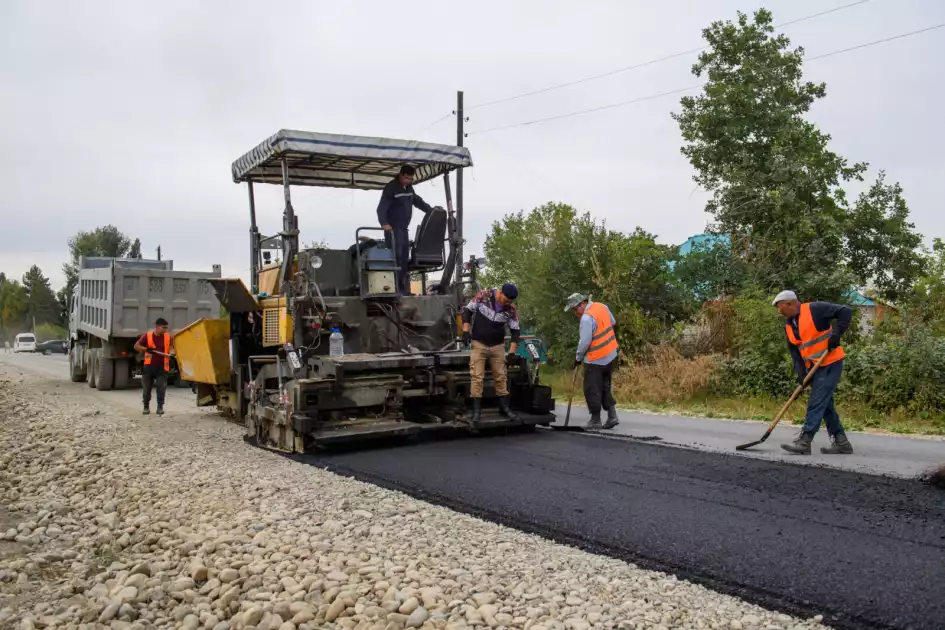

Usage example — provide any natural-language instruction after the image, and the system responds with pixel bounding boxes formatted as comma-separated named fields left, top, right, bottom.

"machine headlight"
left=476, top=257, right=486, bottom=269
left=310, top=255, right=323, bottom=270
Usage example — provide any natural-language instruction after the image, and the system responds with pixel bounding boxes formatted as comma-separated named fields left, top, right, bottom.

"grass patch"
left=540, top=349, right=945, bottom=437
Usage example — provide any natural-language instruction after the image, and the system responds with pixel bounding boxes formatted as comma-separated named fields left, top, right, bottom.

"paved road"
left=559, top=405, right=944, bottom=479
left=304, top=431, right=945, bottom=630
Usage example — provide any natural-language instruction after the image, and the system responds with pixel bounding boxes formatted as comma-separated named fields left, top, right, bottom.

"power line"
left=469, top=21, right=945, bottom=135
left=465, top=0, right=876, bottom=111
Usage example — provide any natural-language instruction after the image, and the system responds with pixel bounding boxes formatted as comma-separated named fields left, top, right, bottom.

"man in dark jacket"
left=773, top=290, right=854, bottom=455
left=461, top=284, right=521, bottom=425
left=376, top=165, right=434, bottom=294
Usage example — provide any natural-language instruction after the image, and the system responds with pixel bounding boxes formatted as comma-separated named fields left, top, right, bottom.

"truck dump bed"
left=75, top=257, right=222, bottom=339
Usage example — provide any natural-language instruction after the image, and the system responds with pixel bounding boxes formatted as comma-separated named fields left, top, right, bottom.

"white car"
left=13, top=333, right=36, bottom=353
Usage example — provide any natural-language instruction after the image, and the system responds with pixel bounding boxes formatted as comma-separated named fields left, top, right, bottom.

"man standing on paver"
left=133, top=317, right=174, bottom=416
left=376, top=164, right=435, bottom=295
left=565, top=293, right=620, bottom=430
left=773, top=290, right=854, bottom=455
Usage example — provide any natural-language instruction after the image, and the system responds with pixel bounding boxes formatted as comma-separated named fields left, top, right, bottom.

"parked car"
left=13, top=333, right=36, bottom=353
left=35, top=339, right=68, bottom=355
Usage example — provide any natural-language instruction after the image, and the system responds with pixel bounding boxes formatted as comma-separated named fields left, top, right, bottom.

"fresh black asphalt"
left=298, top=431, right=945, bottom=630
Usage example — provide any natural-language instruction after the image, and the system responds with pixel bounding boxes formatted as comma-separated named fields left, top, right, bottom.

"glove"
left=506, top=352, right=518, bottom=363
left=827, top=335, right=841, bottom=351
left=461, top=330, right=471, bottom=345
left=574, top=359, right=583, bottom=368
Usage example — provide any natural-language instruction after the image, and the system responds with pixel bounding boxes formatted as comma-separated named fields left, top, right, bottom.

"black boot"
left=602, top=406, right=619, bottom=430
left=142, top=403, right=150, bottom=415
left=156, top=405, right=165, bottom=416
left=821, top=432, right=854, bottom=454
left=498, top=396, right=519, bottom=420
left=781, top=431, right=813, bottom=455
left=587, top=413, right=603, bottom=430
left=467, top=398, right=481, bottom=431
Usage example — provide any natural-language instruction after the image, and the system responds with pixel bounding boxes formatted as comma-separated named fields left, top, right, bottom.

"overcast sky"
left=2, top=0, right=943, bottom=290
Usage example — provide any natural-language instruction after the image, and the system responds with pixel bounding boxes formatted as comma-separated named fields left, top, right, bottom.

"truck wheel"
left=113, top=359, right=130, bottom=390
left=69, top=350, right=87, bottom=383
left=96, top=357, right=115, bottom=391
left=87, top=354, right=98, bottom=389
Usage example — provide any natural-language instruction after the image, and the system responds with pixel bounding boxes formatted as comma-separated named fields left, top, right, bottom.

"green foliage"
left=0, top=280, right=29, bottom=338
left=34, top=323, right=68, bottom=342
left=845, top=172, right=926, bottom=302
left=482, top=202, right=686, bottom=361
left=672, top=239, right=748, bottom=304
left=843, top=317, right=945, bottom=412
left=908, top=238, right=945, bottom=335
left=59, top=225, right=137, bottom=312
left=128, top=238, right=142, bottom=259
left=22, top=265, right=60, bottom=326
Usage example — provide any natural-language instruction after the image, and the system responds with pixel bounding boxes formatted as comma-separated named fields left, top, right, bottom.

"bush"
left=612, top=345, right=717, bottom=404
left=843, top=322, right=945, bottom=412
left=34, top=323, right=68, bottom=342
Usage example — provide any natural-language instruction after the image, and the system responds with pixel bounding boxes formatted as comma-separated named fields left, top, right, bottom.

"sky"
left=1, top=0, right=943, bottom=290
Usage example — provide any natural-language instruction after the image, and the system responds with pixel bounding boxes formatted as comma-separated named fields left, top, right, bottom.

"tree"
left=128, top=238, right=142, bottom=259
left=482, top=202, right=686, bottom=361
left=844, top=172, right=926, bottom=302
left=22, top=265, right=59, bottom=327
left=672, top=239, right=749, bottom=304
left=672, top=9, right=865, bottom=300
left=0, top=281, right=29, bottom=337
left=59, top=225, right=136, bottom=313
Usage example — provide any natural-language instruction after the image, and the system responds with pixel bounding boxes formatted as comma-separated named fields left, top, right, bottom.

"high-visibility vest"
left=144, top=331, right=171, bottom=371
left=584, top=301, right=619, bottom=362
left=785, top=302, right=845, bottom=369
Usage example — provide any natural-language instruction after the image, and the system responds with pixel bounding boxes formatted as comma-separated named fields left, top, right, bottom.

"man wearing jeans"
left=773, top=291, right=854, bottom=455
left=462, top=284, right=521, bottom=425
left=134, top=317, right=174, bottom=416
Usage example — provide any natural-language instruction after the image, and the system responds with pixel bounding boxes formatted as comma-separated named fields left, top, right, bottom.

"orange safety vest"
left=144, top=331, right=171, bottom=371
left=584, top=301, right=619, bottom=362
left=785, top=303, right=845, bottom=369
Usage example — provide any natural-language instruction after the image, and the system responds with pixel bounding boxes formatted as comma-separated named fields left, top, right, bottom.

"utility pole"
left=454, top=90, right=465, bottom=284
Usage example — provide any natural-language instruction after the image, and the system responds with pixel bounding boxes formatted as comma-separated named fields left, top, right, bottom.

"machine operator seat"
left=409, top=207, right=447, bottom=271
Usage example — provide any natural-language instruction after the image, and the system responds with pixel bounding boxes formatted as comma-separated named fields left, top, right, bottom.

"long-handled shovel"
left=735, top=353, right=827, bottom=451
left=552, top=365, right=585, bottom=432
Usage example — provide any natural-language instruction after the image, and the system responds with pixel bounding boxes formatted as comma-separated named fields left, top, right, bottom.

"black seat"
left=409, top=208, right=447, bottom=271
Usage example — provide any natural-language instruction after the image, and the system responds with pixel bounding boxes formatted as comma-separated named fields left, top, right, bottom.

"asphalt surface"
left=304, top=431, right=945, bottom=630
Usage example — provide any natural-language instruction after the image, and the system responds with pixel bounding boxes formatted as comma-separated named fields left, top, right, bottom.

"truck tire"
left=69, top=349, right=87, bottom=383
left=96, top=357, right=115, bottom=391
left=87, top=354, right=98, bottom=389
left=113, top=359, right=130, bottom=390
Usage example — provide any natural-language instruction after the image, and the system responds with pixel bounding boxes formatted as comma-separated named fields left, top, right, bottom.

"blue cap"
left=501, top=283, right=518, bottom=300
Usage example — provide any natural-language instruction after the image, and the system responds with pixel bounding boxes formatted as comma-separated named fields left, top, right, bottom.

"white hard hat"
left=772, top=290, right=798, bottom=306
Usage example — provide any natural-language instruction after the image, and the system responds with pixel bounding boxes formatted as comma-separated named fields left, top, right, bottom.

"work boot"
left=468, top=398, right=482, bottom=429
left=142, top=404, right=150, bottom=415
left=587, top=413, right=603, bottom=430
left=821, top=432, right=854, bottom=455
left=156, top=405, right=165, bottom=416
left=781, top=431, right=813, bottom=455
left=602, top=406, right=620, bottom=430
left=498, top=396, right=519, bottom=420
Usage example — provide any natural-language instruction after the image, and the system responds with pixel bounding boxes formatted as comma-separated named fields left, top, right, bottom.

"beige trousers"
left=469, top=341, right=509, bottom=398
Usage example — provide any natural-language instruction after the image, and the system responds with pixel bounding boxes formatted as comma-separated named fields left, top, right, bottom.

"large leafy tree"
left=0, top=280, right=29, bottom=336
left=59, top=225, right=136, bottom=312
left=845, top=171, right=926, bottom=302
left=672, top=9, right=865, bottom=301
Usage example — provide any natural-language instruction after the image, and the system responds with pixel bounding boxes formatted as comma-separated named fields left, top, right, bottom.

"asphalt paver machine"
left=178, top=130, right=555, bottom=451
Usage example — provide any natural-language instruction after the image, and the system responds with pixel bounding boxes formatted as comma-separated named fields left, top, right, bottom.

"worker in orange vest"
left=773, top=290, right=854, bottom=455
left=133, top=317, right=174, bottom=416
left=565, top=293, right=619, bottom=430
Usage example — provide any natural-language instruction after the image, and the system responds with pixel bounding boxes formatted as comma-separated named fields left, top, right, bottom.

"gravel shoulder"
left=0, top=356, right=828, bottom=630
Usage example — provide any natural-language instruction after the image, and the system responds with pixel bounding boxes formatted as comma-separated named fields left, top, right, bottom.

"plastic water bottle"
left=329, top=328, right=344, bottom=358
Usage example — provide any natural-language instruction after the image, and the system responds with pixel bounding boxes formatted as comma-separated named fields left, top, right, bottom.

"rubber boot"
left=781, top=431, right=813, bottom=455
left=467, top=398, right=481, bottom=432
left=142, top=404, right=150, bottom=415
left=498, top=396, right=519, bottom=420
left=587, top=413, right=603, bottom=430
left=156, top=405, right=165, bottom=416
left=821, top=432, right=854, bottom=454
left=602, top=406, right=619, bottom=430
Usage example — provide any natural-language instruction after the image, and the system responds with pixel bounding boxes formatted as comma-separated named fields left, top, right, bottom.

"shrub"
left=34, top=323, right=68, bottom=342
left=612, top=345, right=717, bottom=404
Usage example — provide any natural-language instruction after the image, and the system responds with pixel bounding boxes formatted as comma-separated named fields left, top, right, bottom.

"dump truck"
left=67, top=256, right=222, bottom=390
left=174, top=129, right=555, bottom=451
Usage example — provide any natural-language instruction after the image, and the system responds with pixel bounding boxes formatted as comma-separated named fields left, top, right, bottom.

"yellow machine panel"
left=174, top=318, right=231, bottom=385
left=262, top=306, right=293, bottom=347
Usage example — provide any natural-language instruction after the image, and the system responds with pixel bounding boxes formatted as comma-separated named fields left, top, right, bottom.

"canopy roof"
left=232, top=130, right=473, bottom=190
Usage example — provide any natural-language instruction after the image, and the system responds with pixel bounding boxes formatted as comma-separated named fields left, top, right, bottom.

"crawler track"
left=296, top=431, right=945, bottom=630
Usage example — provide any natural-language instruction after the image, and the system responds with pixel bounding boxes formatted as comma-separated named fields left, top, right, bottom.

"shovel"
left=552, top=365, right=585, bottom=432
left=735, top=353, right=828, bottom=451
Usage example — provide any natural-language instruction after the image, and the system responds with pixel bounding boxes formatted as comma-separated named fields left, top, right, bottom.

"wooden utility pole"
left=455, top=90, right=465, bottom=284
